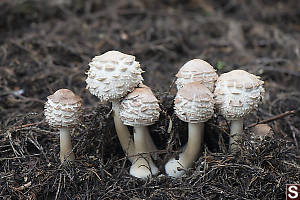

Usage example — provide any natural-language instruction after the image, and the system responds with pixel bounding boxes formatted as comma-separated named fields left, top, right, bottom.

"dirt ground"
left=0, top=0, right=300, bottom=199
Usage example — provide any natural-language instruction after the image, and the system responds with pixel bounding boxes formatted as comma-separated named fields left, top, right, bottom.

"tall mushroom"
left=119, top=85, right=160, bottom=179
left=165, top=82, right=214, bottom=178
left=85, top=50, right=143, bottom=162
left=44, top=89, right=82, bottom=163
left=214, top=70, right=265, bottom=152
left=176, top=59, right=218, bottom=92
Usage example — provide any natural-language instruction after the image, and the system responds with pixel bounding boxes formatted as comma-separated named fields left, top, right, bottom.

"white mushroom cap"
left=85, top=50, right=144, bottom=102
left=120, top=85, right=161, bottom=127
left=176, top=59, right=218, bottom=92
left=44, top=89, right=82, bottom=128
left=214, top=70, right=265, bottom=120
left=174, top=82, right=215, bottom=123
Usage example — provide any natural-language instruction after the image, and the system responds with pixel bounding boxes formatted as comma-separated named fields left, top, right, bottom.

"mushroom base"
left=130, top=126, right=158, bottom=179
left=165, top=123, right=204, bottom=178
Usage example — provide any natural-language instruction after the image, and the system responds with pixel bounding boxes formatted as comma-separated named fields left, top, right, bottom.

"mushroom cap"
left=85, top=50, right=144, bottom=102
left=214, top=70, right=265, bottom=120
left=175, top=59, right=218, bottom=92
left=44, top=89, right=82, bottom=128
left=251, top=124, right=273, bottom=139
left=174, top=82, right=214, bottom=123
left=120, top=85, right=161, bottom=127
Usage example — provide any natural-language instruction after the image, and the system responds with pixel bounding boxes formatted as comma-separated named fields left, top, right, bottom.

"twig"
left=55, top=174, right=62, bottom=200
left=247, top=110, right=296, bottom=128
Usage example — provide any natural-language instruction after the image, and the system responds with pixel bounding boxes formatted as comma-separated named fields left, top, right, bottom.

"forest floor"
left=0, top=0, right=300, bottom=199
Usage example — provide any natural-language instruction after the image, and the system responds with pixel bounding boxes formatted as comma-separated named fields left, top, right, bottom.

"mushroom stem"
left=165, top=122, right=204, bottom=177
left=59, top=127, right=75, bottom=163
left=229, top=119, right=244, bottom=153
left=130, top=126, right=158, bottom=178
left=134, top=126, right=158, bottom=159
left=112, top=101, right=135, bottom=162
left=181, top=123, right=204, bottom=165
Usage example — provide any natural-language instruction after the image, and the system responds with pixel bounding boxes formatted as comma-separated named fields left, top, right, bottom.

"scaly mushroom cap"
left=174, top=82, right=214, bottom=123
left=44, top=89, right=82, bottom=128
left=214, top=70, right=265, bottom=120
left=175, top=59, right=218, bottom=92
left=85, top=50, right=144, bottom=102
left=251, top=124, right=273, bottom=138
left=120, top=85, right=161, bottom=127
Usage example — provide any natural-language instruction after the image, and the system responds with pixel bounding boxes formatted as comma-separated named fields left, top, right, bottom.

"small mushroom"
left=176, top=59, right=218, bottom=92
left=214, top=70, right=265, bottom=152
left=165, top=82, right=214, bottom=178
left=44, top=89, right=82, bottom=163
left=86, top=51, right=144, bottom=162
left=120, top=85, right=160, bottom=179
left=250, top=124, right=273, bottom=139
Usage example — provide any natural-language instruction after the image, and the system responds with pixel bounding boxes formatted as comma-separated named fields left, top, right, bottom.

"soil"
left=1, top=0, right=300, bottom=199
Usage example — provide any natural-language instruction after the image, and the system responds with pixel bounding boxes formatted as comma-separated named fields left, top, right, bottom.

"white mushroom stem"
left=59, top=127, right=75, bottom=163
left=229, top=119, right=244, bottom=153
left=133, top=126, right=158, bottom=160
left=130, top=126, right=158, bottom=179
left=165, top=122, right=204, bottom=178
left=112, top=101, right=135, bottom=162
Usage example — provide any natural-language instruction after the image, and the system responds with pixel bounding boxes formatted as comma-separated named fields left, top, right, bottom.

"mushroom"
left=85, top=50, right=143, bottom=162
left=120, top=85, right=160, bottom=179
left=176, top=59, right=218, bottom=92
left=250, top=124, right=273, bottom=140
left=214, top=70, right=265, bottom=152
left=44, top=89, right=82, bottom=163
left=165, top=82, right=214, bottom=178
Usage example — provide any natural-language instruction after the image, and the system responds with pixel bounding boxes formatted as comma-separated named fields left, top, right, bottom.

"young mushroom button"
left=120, top=85, right=161, bottom=179
left=44, top=89, right=82, bottom=163
left=165, top=82, right=214, bottom=178
left=214, top=70, right=265, bottom=153
left=85, top=50, right=144, bottom=162
left=176, top=59, right=218, bottom=92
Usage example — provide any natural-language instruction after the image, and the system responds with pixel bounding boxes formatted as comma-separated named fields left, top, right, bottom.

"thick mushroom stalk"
left=165, top=82, right=214, bottom=178
left=85, top=51, right=144, bottom=162
left=120, top=85, right=161, bottom=179
left=214, top=70, right=265, bottom=153
left=44, top=89, right=82, bottom=163
left=112, top=101, right=135, bottom=161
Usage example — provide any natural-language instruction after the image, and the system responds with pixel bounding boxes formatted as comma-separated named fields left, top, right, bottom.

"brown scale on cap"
left=44, top=89, right=82, bottom=128
left=120, top=85, right=161, bottom=127
left=174, top=82, right=215, bottom=123
left=92, top=50, right=135, bottom=63
left=175, top=59, right=218, bottom=92
left=214, top=70, right=265, bottom=120
left=47, top=89, right=82, bottom=105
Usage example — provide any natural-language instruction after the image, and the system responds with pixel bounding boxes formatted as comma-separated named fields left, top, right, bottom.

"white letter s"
left=288, top=185, right=299, bottom=199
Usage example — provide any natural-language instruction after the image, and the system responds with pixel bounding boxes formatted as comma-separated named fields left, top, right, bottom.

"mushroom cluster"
left=86, top=50, right=144, bottom=162
left=43, top=51, right=266, bottom=180
left=120, top=84, right=161, bottom=178
left=86, top=51, right=160, bottom=179
left=165, top=82, right=214, bottom=177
